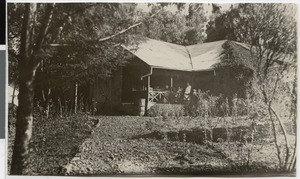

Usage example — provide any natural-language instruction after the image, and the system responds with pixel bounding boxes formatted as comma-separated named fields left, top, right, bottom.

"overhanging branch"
left=97, top=22, right=142, bottom=42
left=96, top=9, right=161, bottom=43
left=47, top=9, right=162, bottom=47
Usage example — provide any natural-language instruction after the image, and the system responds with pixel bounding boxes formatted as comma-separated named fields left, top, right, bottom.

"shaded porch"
left=121, top=64, right=218, bottom=115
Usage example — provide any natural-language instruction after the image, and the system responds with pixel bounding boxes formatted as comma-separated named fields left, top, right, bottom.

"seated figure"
left=184, top=83, right=192, bottom=101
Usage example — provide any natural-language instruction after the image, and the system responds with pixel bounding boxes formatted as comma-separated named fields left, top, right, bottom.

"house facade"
left=90, top=38, right=253, bottom=115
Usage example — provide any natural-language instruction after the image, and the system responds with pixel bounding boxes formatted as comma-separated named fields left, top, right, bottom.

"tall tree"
left=10, top=3, right=55, bottom=174
left=137, top=3, right=207, bottom=45
left=205, top=5, right=238, bottom=42
left=205, top=3, right=296, bottom=171
left=8, top=3, right=141, bottom=174
left=226, top=3, right=296, bottom=171
left=184, top=3, right=207, bottom=45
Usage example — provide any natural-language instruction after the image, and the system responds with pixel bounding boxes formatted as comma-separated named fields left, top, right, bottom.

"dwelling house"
left=90, top=38, right=253, bottom=115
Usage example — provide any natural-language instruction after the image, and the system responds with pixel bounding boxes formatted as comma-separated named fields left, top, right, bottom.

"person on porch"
left=189, top=89, right=199, bottom=116
left=184, top=82, right=192, bottom=101
left=163, top=85, right=170, bottom=103
left=175, top=86, right=183, bottom=103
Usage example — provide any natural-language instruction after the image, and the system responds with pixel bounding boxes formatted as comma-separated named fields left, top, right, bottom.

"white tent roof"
left=123, top=38, right=192, bottom=71
left=123, top=38, right=230, bottom=71
left=187, top=40, right=227, bottom=71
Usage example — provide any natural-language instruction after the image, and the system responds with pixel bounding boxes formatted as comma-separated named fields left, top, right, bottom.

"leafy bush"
left=185, top=91, right=229, bottom=117
left=148, top=104, right=185, bottom=118
left=186, top=90, right=268, bottom=118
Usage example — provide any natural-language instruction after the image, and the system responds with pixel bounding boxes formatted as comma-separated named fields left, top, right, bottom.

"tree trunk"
left=289, top=150, right=296, bottom=171
left=270, top=106, right=290, bottom=170
left=288, top=117, right=296, bottom=171
left=46, top=103, right=50, bottom=118
left=42, top=88, right=51, bottom=118
left=268, top=107, right=282, bottom=168
left=10, top=3, right=37, bottom=175
left=74, top=82, right=78, bottom=114
left=64, top=98, right=67, bottom=115
left=10, top=3, right=54, bottom=174
left=291, top=153, right=296, bottom=171
left=11, top=85, right=16, bottom=117
left=10, top=65, right=36, bottom=175
left=58, top=98, right=62, bottom=117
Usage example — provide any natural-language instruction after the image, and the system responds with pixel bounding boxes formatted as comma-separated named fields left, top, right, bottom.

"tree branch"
left=270, top=106, right=290, bottom=170
left=33, top=3, right=55, bottom=69
left=48, top=9, right=162, bottom=47
left=34, top=4, right=55, bottom=54
left=95, top=9, right=162, bottom=43
left=97, top=22, right=142, bottom=42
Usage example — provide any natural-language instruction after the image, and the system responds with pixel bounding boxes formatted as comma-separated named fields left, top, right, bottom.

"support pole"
left=213, top=70, right=217, bottom=94
left=170, top=74, right=173, bottom=89
left=145, top=75, right=150, bottom=116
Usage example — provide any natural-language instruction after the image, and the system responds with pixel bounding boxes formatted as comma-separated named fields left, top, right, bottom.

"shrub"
left=185, top=90, right=268, bottom=118
left=148, top=104, right=185, bottom=118
left=186, top=91, right=230, bottom=117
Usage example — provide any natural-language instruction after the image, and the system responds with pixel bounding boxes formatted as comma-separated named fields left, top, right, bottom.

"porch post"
left=213, top=69, right=217, bottom=94
left=170, top=73, right=173, bottom=89
left=145, top=75, right=150, bottom=116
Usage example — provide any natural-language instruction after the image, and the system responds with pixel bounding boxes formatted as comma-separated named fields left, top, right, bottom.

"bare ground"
left=8, top=115, right=296, bottom=176
left=62, top=116, right=295, bottom=176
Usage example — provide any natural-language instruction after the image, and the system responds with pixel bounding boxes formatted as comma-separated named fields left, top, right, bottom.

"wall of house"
left=90, top=57, right=150, bottom=114
left=90, top=68, right=123, bottom=114
left=121, top=57, right=150, bottom=103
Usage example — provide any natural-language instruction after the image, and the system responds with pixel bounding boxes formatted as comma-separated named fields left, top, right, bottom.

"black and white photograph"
left=7, top=2, right=297, bottom=176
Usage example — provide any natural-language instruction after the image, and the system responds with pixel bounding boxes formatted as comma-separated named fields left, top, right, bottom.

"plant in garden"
left=148, top=104, right=185, bottom=118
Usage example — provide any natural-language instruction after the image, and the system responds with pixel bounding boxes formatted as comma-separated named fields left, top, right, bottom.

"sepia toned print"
left=7, top=3, right=296, bottom=176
